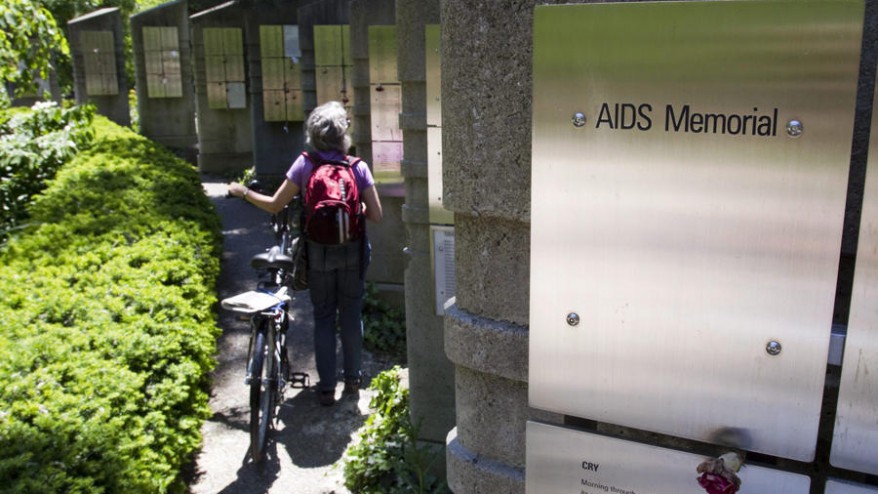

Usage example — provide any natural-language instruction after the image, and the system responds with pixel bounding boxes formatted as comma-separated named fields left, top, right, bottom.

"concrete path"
left=189, top=176, right=393, bottom=494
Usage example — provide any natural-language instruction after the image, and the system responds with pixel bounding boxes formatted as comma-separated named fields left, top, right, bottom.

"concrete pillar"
left=396, top=0, right=456, bottom=453
left=190, top=2, right=253, bottom=174
left=131, top=0, right=198, bottom=163
left=68, top=7, right=130, bottom=127
left=440, top=1, right=565, bottom=492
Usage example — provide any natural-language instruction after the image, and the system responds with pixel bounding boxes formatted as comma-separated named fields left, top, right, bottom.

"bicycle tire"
left=248, top=326, right=274, bottom=462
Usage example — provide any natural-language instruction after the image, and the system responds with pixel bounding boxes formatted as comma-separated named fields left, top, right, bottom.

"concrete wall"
left=68, top=7, right=130, bottom=127
left=131, top=0, right=198, bottom=163
left=396, top=0, right=456, bottom=452
left=190, top=2, right=253, bottom=174
left=440, top=1, right=878, bottom=493
left=243, top=1, right=306, bottom=179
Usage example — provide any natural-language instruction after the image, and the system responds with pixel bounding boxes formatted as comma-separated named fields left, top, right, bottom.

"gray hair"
left=305, top=101, right=351, bottom=153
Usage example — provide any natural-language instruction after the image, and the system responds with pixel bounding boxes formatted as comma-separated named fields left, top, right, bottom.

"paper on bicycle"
left=221, top=291, right=283, bottom=313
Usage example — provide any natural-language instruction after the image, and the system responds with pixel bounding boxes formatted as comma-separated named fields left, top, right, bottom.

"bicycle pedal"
left=290, top=372, right=310, bottom=388
left=244, top=374, right=252, bottom=385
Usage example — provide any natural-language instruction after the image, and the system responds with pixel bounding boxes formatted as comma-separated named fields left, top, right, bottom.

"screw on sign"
left=696, top=452, right=744, bottom=494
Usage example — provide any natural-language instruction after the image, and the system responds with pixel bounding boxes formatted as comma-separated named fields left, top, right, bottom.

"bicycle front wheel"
left=249, top=325, right=276, bottom=462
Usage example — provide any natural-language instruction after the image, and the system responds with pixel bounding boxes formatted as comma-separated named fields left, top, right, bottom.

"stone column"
left=441, top=1, right=564, bottom=492
left=396, top=0, right=455, bottom=453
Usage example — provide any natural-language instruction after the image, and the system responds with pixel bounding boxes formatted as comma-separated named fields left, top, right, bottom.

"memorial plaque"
left=432, top=226, right=456, bottom=316
left=368, top=26, right=397, bottom=84
left=204, top=27, right=245, bottom=109
left=143, top=26, right=181, bottom=98
left=826, top=480, right=878, bottom=494
left=261, top=25, right=303, bottom=121
left=314, top=25, right=353, bottom=111
left=81, top=31, right=118, bottom=96
left=527, top=421, right=810, bottom=494
left=831, top=67, right=878, bottom=476
left=529, top=0, right=863, bottom=462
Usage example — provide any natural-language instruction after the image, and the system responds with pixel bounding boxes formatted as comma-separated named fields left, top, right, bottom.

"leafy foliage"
left=0, top=0, right=69, bottom=105
left=0, top=102, right=95, bottom=242
left=363, top=283, right=407, bottom=360
left=343, top=367, right=449, bottom=494
left=0, top=115, right=222, bottom=493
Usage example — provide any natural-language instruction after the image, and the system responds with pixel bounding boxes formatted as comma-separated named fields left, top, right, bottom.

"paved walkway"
left=189, top=176, right=391, bottom=494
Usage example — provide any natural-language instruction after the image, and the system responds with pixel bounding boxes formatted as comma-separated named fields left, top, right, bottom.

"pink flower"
left=697, top=472, right=739, bottom=494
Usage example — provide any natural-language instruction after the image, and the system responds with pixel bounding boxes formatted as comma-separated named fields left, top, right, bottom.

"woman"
left=229, top=101, right=383, bottom=406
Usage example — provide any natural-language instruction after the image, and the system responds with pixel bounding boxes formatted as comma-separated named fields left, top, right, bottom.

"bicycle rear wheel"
left=249, top=324, right=276, bottom=462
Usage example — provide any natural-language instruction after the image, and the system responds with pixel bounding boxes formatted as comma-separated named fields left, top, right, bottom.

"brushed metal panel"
left=283, top=25, right=301, bottom=60
left=432, top=226, right=456, bottom=316
left=370, top=83, right=402, bottom=142
left=372, top=141, right=403, bottom=184
left=314, top=25, right=351, bottom=66
left=82, top=31, right=117, bottom=96
left=368, top=25, right=397, bottom=84
left=224, top=53, right=245, bottom=82
left=262, top=58, right=284, bottom=91
left=207, top=82, right=227, bottom=109
left=260, top=25, right=283, bottom=58
left=529, top=0, right=863, bottom=462
left=315, top=65, right=353, bottom=108
left=227, top=82, right=246, bottom=109
left=285, top=89, right=304, bottom=121
left=264, top=89, right=285, bottom=121
left=284, top=58, right=301, bottom=88
left=203, top=28, right=224, bottom=56
left=831, top=66, right=878, bottom=476
left=427, top=126, right=453, bottom=225
left=527, top=421, right=810, bottom=494
left=160, top=27, right=177, bottom=50
left=827, top=480, right=878, bottom=494
left=222, top=28, right=243, bottom=56
left=425, top=24, right=441, bottom=128
left=205, top=55, right=225, bottom=83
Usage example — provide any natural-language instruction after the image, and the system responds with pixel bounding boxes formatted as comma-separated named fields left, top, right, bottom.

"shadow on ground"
left=186, top=176, right=393, bottom=494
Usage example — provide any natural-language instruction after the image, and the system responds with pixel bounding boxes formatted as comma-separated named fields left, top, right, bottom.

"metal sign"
left=529, top=0, right=863, bottom=462
left=314, top=25, right=353, bottom=112
left=203, top=27, right=245, bottom=110
left=143, top=26, right=182, bottom=98
left=81, top=31, right=118, bottom=96
left=368, top=25, right=402, bottom=184
left=260, top=25, right=303, bottom=122
left=526, top=421, right=810, bottom=494
left=426, top=24, right=452, bottom=225
left=826, top=480, right=878, bottom=494
left=831, top=65, right=878, bottom=476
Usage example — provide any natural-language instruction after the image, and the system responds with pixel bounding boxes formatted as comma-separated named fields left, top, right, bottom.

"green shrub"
left=0, top=116, right=221, bottom=493
left=0, top=102, right=95, bottom=241
left=342, top=366, right=449, bottom=494
left=363, top=283, right=406, bottom=360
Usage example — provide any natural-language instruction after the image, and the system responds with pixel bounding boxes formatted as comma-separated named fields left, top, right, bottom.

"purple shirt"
left=286, top=150, right=375, bottom=192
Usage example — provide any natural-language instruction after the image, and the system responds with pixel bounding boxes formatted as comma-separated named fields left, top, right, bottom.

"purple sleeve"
left=354, top=160, right=375, bottom=191
left=286, top=154, right=308, bottom=189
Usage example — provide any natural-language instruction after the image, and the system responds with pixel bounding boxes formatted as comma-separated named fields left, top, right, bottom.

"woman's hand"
left=228, top=182, right=248, bottom=198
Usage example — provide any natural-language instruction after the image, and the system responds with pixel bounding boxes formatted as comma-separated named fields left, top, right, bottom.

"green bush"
left=342, top=366, right=448, bottom=494
left=0, top=102, right=95, bottom=241
left=0, top=115, right=221, bottom=493
left=363, top=283, right=406, bottom=360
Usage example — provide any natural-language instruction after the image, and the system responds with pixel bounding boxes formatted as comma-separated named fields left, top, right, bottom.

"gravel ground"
left=188, top=177, right=393, bottom=494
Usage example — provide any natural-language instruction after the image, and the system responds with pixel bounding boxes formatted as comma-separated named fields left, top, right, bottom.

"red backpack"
left=302, top=152, right=363, bottom=245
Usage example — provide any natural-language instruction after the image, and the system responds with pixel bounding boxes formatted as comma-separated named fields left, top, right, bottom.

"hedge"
left=0, top=116, right=222, bottom=493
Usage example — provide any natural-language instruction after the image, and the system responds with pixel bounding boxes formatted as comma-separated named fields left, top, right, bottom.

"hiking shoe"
left=319, top=390, right=335, bottom=406
left=343, top=378, right=361, bottom=395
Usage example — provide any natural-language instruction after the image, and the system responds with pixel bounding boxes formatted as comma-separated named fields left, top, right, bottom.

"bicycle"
left=221, top=193, right=309, bottom=462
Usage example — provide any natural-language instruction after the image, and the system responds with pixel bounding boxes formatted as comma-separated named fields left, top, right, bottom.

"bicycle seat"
left=251, top=245, right=295, bottom=272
